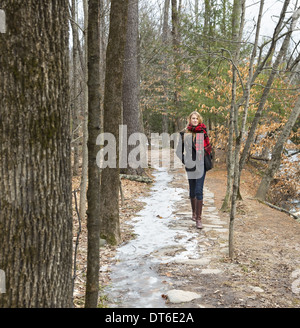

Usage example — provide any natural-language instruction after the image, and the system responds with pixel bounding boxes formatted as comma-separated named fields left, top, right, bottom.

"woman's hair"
left=188, top=111, right=203, bottom=125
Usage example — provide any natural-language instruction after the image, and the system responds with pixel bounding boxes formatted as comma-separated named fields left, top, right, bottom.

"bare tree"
left=226, top=0, right=245, bottom=258
left=85, top=0, right=101, bottom=308
left=228, top=0, right=264, bottom=258
left=70, top=0, right=80, bottom=176
left=162, top=0, right=171, bottom=135
left=79, top=0, right=88, bottom=222
left=221, top=0, right=244, bottom=212
left=122, top=0, right=144, bottom=175
left=100, top=0, right=129, bottom=245
left=226, top=0, right=300, bottom=258
left=171, top=0, right=181, bottom=115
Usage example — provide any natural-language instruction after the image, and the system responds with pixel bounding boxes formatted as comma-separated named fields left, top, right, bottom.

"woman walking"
left=176, top=111, right=212, bottom=229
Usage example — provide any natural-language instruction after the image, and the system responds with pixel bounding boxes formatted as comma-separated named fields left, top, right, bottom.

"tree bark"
left=227, top=0, right=244, bottom=259
left=0, top=0, right=72, bottom=307
left=99, top=0, right=107, bottom=130
left=221, top=0, right=242, bottom=212
left=100, top=0, right=129, bottom=245
left=161, top=0, right=170, bottom=135
left=70, top=0, right=80, bottom=176
left=233, top=0, right=264, bottom=208
left=256, top=96, right=300, bottom=200
left=79, top=0, right=88, bottom=222
left=171, top=0, right=181, bottom=112
left=85, top=0, right=101, bottom=308
left=195, top=0, right=199, bottom=27
left=122, top=0, right=144, bottom=175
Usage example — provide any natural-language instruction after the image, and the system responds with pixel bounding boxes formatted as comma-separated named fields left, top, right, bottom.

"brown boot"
left=190, top=197, right=196, bottom=221
left=195, top=199, right=203, bottom=229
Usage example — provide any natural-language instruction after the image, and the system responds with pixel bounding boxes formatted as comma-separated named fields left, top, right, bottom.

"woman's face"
left=190, top=114, right=199, bottom=126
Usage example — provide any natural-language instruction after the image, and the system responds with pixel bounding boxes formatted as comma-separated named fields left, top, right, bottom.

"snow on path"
left=105, top=164, right=226, bottom=308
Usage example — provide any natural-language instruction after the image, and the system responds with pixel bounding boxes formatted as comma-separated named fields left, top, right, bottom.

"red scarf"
left=187, top=123, right=211, bottom=155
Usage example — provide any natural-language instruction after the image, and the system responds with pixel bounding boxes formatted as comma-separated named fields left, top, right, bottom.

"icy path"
left=105, top=166, right=201, bottom=308
left=105, top=162, right=228, bottom=308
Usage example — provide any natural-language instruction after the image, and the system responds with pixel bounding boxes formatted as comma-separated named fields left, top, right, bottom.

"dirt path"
left=73, top=155, right=300, bottom=308
left=121, top=166, right=300, bottom=308
left=158, top=164, right=300, bottom=308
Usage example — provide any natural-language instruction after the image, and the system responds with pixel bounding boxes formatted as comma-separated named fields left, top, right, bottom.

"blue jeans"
left=188, top=170, right=206, bottom=200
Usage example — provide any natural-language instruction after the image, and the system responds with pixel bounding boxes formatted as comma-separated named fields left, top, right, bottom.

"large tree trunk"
left=100, top=0, right=129, bottom=245
left=256, top=96, right=300, bottom=200
left=85, top=0, right=101, bottom=308
left=0, top=0, right=72, bottom=307
left=122, top=0, right=144, bottom=175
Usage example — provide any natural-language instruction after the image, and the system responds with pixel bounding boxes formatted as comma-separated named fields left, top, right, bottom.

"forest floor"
left=72, top=149, right=300, bottom=308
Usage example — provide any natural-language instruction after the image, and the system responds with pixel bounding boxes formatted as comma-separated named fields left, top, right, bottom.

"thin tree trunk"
left=162, top=0, right=170, bottom=135
left=79, top=0, right=88, bottom=224
left=203, top=0, right=210, bottom=37
left=99, top=0, right=106, bottom=131
left=171, top=0, right=181, bottom=117
left=195, top=0, right=199, bottom=27
left=0, top=0, right=72, bottom=308
left=203, top=0, right=215, bottom=74
left=234, top=0, right=264, bottom=203
left=221, top=0, right=242, bottom=212
left=228, top=0, right=244, bottom=259
left=71, top=0, right=80, bottom=176
left=100, top=0, right=129, bottom=245
left=256, top=96, right=300, bottom=200
left=85, top=0, right=101, bottom=308
left=220, top=0, right=227, bottom=35
left=251, top=0, right=291, bottom=84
